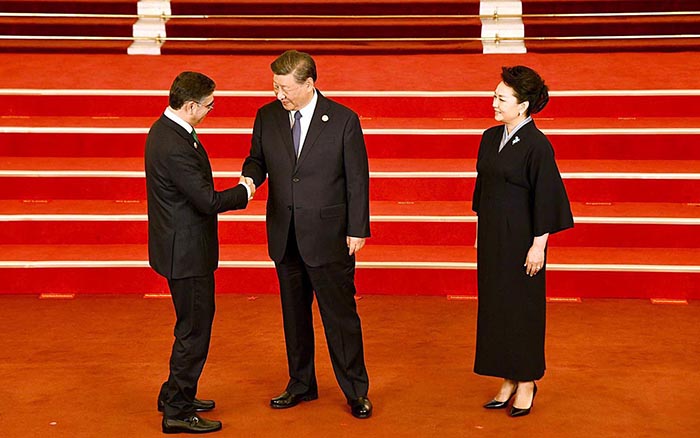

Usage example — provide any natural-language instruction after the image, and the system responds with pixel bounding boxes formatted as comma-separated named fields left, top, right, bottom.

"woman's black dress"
left=472, top=121, right=573, bottom=381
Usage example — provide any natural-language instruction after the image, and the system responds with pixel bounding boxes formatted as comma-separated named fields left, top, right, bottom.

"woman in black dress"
left=472, top=66, right=573, bottom=417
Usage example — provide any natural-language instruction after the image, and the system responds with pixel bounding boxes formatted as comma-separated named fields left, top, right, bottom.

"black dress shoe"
left=349, top=396, right=373, bottom=419
left=158, top=398, right=215, bottom=413
left=483, top=387, right=517, bottom=409
left=510, top=383, right=538, bottom=417
left=270, top=390, right=318, bottom=409
left=162, top=414, right=222, bottom=434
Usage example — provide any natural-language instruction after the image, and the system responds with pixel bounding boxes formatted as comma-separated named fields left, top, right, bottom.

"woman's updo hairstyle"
left=501, top=66, right=549, bottom=115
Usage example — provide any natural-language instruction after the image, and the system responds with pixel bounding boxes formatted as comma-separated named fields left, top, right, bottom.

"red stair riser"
left=523, top=17, right=700, bottom=38
left=3, top=177, right=699, bottom=203
left=550, top=224, right=700, bottom=248
left=3, top=221, right=699, bottom=248
left=560, top=180, right=700, bottom=203
left=0, top=267, right=280, bottom=295
left=548, top=271, right=700, bottom=300
left=1, top=222, right=477, bottom=246
left=523, top=1, right=700, bottom=14
left=1, top=267, right=697, bottom=299
left=3, top=133, right=698, bottom=160
left=159, top=41, right=486, bottom=56
left=169, top=2, right=479, bottom=16
left=5, top=95, right=700, bottom=119
left=548, top=135, right=700, bottom=160
left=0, top=133, right=481, bottom=160
left=0, top=1, right=137, bottom=15
left=165, top=17, right=482, bottom=37
left=2, top=19, right=134, bottom=38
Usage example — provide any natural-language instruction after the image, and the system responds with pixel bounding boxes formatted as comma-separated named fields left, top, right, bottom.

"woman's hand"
left=524, top=233, right=549, bottom=276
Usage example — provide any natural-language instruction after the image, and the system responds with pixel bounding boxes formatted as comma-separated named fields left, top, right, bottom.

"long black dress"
left=472, top=120, right=573, bottom=381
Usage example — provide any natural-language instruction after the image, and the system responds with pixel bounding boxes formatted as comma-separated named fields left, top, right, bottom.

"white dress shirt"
left=289, top=89, right=318, bottom=158
left=163, top=107, right=252, bottom=199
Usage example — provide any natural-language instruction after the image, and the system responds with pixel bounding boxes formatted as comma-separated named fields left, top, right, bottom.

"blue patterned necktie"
left=292, top=111, right=302, bottom=156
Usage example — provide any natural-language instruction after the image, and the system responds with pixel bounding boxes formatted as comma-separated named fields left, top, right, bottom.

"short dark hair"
left=168, top=71, right=216, bottom=110
left=270, top=50, right=317, bottom=84
left=501, top=66, right=549, bottom=115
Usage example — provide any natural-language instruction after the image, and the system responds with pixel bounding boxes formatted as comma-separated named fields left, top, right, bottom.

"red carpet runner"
left=0, top=52, right=699, bottom=299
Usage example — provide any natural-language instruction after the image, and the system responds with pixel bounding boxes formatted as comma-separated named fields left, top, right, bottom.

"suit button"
left=292, top=177, right=300, bottom=183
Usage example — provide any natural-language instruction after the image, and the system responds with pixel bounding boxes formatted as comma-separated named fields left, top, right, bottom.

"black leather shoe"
left=349, top=396, right=373, bottom=419
left=162, top=414, right=222, bottom=434
left=270, top=390, right=318, bottom=409
left=483, top=387, right=517, bottom=409
left=158, top=398, right=215, bottom=413
left=510, top=383, right=538, bottom=417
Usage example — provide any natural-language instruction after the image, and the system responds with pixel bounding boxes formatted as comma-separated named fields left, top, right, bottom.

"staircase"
left=1, top=50, right=699, bottom=299
left=1, top=0, right=699, bottom=299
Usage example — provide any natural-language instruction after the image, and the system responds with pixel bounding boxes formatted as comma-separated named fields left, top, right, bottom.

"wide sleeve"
left=471, top=129, right=492, bottom=214
left=527, top=138, right=574, bottom=236
left=472, top=135, right=486, bottom=214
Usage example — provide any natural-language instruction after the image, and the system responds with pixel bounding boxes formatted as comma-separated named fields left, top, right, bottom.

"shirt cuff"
left=239, top=181, right=253, bottom=200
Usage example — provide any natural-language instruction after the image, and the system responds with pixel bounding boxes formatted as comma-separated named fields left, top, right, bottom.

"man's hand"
left=239, top=175, right=256, bottom=199
left=346, top=236, right=366, bottom=256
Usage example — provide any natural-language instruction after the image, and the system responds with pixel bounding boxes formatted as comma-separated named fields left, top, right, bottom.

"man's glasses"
left=192, top=100, right=214, bottom=111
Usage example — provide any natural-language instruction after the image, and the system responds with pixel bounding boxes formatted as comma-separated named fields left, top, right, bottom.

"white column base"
left=128, top=1, right=171, bottom=55
left=480, top=1, right=526, bottom=54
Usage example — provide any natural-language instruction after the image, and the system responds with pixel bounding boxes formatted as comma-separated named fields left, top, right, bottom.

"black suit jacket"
left=242, top=91, right=370, bottom=266
left=145, top=114, right=249, bottom=279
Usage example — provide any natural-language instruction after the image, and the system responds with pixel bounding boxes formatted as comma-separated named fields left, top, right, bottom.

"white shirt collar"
left=164, top=107, right=194, bottom=134
left=290, top=89, right=318, bottom=124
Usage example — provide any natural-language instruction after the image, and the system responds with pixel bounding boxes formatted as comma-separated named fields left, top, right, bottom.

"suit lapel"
left=161, top=115, right=200, bottom=150
left=296, top=92, right=330, bottom=170
left=269, top=102, right=297, bottom=166
left=160, top=115, right=210, bottom=167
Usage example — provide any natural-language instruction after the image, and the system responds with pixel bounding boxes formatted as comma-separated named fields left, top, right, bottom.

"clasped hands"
left=238, top=175, right=256, bottom=199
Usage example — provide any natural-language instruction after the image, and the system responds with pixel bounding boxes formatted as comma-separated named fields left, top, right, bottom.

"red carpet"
left=2, top=295, right=698, bottom=437
left=3, top=52, right=700, bottom=90
left=1, top=51, right=699, bottom=299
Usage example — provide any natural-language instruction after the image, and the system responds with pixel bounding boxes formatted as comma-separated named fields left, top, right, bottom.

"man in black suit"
left=145, top=71, right=254, bottom=434
left=242, top=50, right=373, bottom=419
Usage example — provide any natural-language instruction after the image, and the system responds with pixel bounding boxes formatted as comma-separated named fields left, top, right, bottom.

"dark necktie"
left=191, top=129, right=199, bottom=144
left=292, top=111, right=302, bottom=156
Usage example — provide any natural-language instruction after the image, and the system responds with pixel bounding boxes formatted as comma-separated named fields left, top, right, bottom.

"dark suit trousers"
left=275, top=221, right=369, bottom=401
left=159, top=273, right=216, bottom=418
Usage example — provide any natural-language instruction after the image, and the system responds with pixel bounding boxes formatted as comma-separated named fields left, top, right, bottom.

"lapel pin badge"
left=321, top=114, right=329, bottom=122
left=512, top=136, right=520, bottom=145
left=193, top=142, right=198, bottom=149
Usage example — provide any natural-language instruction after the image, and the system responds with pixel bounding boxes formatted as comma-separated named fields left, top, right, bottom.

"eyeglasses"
left=192, top=100, right=214, bottom=111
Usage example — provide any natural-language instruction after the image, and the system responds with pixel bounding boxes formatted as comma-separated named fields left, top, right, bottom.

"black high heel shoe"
left=483, top=386, right=517, bottom=409
left=509, top=383, right=537, bottom=417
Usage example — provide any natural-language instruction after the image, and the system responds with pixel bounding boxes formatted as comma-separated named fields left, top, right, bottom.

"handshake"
left=239, top=175, right=256, bottom=200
